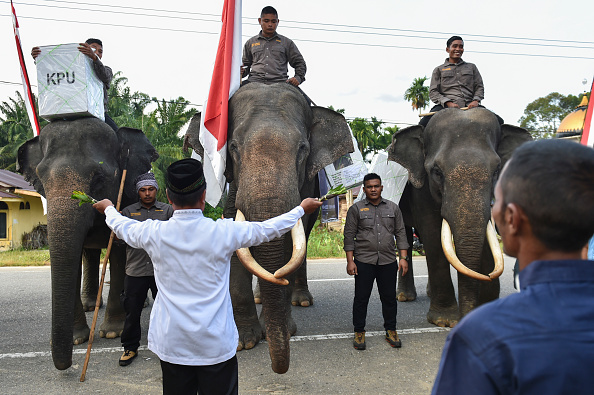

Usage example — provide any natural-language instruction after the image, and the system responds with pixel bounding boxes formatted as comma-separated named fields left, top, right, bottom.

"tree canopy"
left=518, top=92, right=588, bottom=139
left=404, top=76, right=430, bottom=113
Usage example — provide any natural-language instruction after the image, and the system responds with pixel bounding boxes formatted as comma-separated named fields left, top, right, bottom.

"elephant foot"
left=397, top=290, right=417, bottom=302
left=98, top=318, right=124, bottom=339
left=73, top=325, right=90, bottom=345
left=81, top=295, right=103, bottom=312
left=237, top=321, right=263, bottom=351
left=291, top=287, right=314, bottom=307
left=427, top=306, right=459, bottom=328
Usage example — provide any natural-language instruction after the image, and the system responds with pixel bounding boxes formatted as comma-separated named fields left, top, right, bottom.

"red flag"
left=198, top=0, right=242, bottom=206
left=11, top=0, right=41, bottom=137
left=580, top=77, right=594, bottom=147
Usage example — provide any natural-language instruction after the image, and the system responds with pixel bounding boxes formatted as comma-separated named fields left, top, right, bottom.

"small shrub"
left=21, top=224, right=48, bottom=250
left=307, top=222, right=345, bottom=259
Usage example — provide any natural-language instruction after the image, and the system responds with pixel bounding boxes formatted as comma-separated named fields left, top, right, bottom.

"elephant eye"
left=431, top=166, right=444, bottom=184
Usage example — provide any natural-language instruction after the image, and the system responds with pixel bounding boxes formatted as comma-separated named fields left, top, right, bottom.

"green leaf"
left=71, top=190, right=98, bottom=205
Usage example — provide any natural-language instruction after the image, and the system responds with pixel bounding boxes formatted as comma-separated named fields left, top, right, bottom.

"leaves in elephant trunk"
left=319, top=184, right=348, bottom=201
left=71, top=190, right=98, bottom=206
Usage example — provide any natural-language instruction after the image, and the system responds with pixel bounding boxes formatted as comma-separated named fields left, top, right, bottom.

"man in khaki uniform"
left=343, top=173, right=409, bottom=350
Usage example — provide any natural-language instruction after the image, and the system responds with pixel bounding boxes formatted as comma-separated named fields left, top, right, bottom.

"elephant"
left=17, top=117, right=158, bottom=370
left=387, top=107, right=532, bottom=327
left=185, top=82, right=353, bottom=373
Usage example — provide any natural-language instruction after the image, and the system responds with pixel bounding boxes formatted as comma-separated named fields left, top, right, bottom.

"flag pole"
left=11, top=0, right=41, bottom=137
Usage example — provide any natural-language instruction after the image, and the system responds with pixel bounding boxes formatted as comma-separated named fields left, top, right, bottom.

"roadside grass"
left=307, top=222, right=346, bottom=259
left=0, top=248, right=51, bottom=267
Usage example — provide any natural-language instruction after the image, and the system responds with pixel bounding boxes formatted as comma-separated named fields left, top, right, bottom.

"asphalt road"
left=0, top=256, right=518, bottom=394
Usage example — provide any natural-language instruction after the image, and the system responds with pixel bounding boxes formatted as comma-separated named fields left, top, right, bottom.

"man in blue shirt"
left=432, top=139, right=594, bottom=394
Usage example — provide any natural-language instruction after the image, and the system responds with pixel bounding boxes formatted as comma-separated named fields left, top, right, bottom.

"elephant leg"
left=81, top=248, right=102, bottom=311
left=292, top=256, right=313, bottom=307
left=397, top=226, right=417, bottom=302
left=231, top=252, right=262, bottom=351
left=99, top=244, right=126, bottom=339
left=73, top=262, right=90, bottom=345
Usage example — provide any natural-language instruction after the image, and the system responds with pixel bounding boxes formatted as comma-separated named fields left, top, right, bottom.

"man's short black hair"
left=363, top=173, right=381, bottom=184
left=86, top=38, right=103, bottom=47
left=167, top=184, right=206, bottom=208
left=499, top=139, right=594, bottom=251
left=261, top=6, right=278, bottom=17
left=447, top=36, right=463, bottom=47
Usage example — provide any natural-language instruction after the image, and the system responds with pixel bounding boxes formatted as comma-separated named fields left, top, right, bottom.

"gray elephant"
left=387, top=107, right=531, bottom=327
left=185, top=82, right=353, bottom=373
left=17, top=117, right=158, bottom=370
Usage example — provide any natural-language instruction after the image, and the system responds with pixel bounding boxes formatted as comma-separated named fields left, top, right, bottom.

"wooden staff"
left=419, top=106, right=469, bottom=117
left=80, top=151, right=129, bottom=382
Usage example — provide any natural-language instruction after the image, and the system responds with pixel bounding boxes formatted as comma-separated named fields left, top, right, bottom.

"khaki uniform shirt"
left=429, top=59, right=484, bottom=108
left=242, top=31, right=306, bottom=84
left=343, top=198, right=409, bottom=265
left=121, top=201, right=174, bottom=277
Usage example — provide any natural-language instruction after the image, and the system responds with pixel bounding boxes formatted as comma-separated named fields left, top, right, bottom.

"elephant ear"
left=497, top=125, right=533, bottom=168
left=183, top=112, right=234, bottom=182
left=183, top=112, right=203, bottom=158
left=16, top=136, right=46, bottom=197
left=117, top=127, right=159, bottom=201
left=306, top=106, right=354, bottom=181
left=387, top=125, right=426, bottom=188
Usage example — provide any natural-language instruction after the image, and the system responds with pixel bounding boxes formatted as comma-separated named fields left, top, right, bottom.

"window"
left=0, top=212, right=6, bottom=239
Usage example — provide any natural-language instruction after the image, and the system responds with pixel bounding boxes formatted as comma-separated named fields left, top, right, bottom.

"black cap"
left=165, top=158, right=206, bottom=195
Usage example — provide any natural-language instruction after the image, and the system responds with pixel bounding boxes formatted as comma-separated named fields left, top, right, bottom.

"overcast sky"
left=2, top=0, right=593, bottom=130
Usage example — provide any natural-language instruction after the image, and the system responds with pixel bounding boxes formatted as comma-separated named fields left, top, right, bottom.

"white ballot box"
left=35, top=43, right=104, bottom=121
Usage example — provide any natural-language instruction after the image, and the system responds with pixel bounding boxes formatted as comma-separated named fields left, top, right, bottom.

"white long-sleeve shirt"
left=105, top=205, right=304, bottom=366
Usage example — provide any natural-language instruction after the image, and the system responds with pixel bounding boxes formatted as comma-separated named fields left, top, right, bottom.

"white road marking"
left=0, top=327, right=449, bottom=359
left=309, top=274, right=427, bottom=282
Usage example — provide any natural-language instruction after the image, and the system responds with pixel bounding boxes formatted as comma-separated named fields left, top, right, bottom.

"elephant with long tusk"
left=184, top=82, right=354, bottom=374
left=388, top=107, right=532, bottom=327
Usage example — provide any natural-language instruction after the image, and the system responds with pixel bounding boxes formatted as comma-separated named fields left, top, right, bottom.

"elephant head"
left=388, top=108, right=531, bottom=317
left=186, top=82, right=353, bottom=373
left=17, top=117, right=157, bottom=370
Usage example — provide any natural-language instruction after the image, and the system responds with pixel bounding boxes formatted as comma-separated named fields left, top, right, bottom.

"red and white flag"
left=197, top=0, right=242, bottom=206
left=11, top=0, right=41, bottom=137
left=580, top=77, right=594, bottom=148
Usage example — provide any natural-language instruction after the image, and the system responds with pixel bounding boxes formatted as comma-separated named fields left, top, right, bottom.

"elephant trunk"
left=252, top=237, right=292, bottom=374
left=46, top=195, right=94, bottom=370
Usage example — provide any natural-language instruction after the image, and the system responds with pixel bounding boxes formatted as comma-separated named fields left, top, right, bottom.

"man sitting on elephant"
left=420, top=35, right=503, bottom=127
left=241, top=6, right=313, bottom=104
left=93, top=158, right=323, bottom=394
left=432, top=139, right=594, bottom=394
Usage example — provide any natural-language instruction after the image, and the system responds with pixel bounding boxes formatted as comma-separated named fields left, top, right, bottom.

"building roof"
left=556, top=95, right=589, bottom=137
left=0, top=169, right=35, bottom=191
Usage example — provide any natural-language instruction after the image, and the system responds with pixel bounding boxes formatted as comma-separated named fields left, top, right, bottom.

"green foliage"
left=519, top=92, right=588, bottom=139
left=0, top=91, right=47, bottom=171
left=307, top=222, right=346, bottom=258
left=71, top=190, right=98, bottom=206
left=203, top=204, right=224, bottom=221
left=107, top=72, right=152, bottom=130
left=404, top=76, right=430, bottom=113
left=349, top=116, right=396, bottom=160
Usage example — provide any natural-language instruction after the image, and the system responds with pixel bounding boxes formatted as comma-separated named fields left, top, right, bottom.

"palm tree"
left=404, top=76, right=430, bottom=113
left=107, top=72, right=152, bottom=130
left=0, top=92, right=46, bottom=170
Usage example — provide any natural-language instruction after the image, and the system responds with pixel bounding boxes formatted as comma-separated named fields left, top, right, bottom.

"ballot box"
left=35, top=43, right=104, bottom=121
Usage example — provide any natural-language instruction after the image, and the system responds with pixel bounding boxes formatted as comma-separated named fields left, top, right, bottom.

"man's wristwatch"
left=400, top=256, right=410, bottom=262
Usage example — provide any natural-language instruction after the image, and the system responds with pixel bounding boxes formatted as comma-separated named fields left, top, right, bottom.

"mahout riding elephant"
left=185, top=82, right=353, bottom=373
left=17, top=117, right=158, bottom=370
left=387, top=107, right=531, bottom=327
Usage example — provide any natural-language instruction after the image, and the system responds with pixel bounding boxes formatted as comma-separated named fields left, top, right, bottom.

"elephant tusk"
left=235, top=210, right=289, bottom=286
left=486, top=220, right=504, bottom=279
left=441, top=219, right=503, bottom=282
left=273, top=219, right=306, bottom=279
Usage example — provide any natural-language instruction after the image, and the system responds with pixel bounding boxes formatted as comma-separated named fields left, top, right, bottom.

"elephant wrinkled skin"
left=17, top=118, right=157, bottom=370
left=185, top=82, right=353, bottom=373
left=388, top=108, right=532, bottom=327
